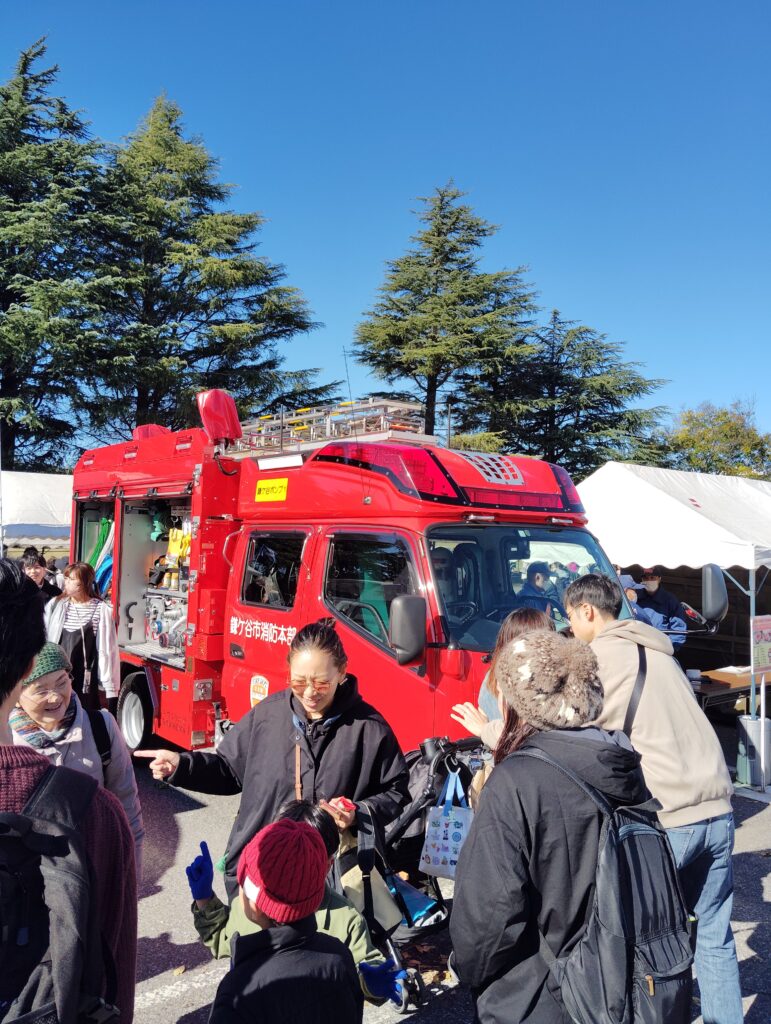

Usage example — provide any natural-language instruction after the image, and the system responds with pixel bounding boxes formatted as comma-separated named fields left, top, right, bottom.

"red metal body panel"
left=72, top=414, right=597, bottom=752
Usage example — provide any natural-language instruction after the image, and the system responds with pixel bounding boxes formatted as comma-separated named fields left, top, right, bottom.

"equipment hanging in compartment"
left=144, top=591, right=188, bottom=656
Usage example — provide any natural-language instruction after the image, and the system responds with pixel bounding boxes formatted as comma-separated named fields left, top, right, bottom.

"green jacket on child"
left=192, top=884, right=385, bottom=996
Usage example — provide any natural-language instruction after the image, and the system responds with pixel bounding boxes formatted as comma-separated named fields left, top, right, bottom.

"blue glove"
left=186, top=841, right=214, bottom=901
left=359, top=959, right=409, bottom=1005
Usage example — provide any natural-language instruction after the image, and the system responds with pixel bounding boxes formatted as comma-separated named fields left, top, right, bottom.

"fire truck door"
left=220, top=527, right=314, bottom=725
left=316, top=528, right=435, bottom=752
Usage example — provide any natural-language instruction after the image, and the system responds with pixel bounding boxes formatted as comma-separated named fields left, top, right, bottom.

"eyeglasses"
left=23, top=675, right=70, bottom=703
left=290, top=679, right=333, bottom=694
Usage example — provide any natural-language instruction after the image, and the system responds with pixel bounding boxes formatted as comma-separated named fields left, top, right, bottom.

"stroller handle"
left=420, top=735, right=481, bottom=764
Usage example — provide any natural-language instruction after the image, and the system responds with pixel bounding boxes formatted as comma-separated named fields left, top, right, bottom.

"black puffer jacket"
left=451, top=728, right=648, bottom=1024
left=170, top=675, right=409, bottom=899
left=208, top=915, right=362, bottom=1024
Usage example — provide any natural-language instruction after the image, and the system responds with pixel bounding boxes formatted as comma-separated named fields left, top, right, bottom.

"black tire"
left=117, top=672, right=154, bottom=750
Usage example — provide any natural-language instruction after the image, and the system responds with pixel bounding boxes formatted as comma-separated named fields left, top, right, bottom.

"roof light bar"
left=312, top=442, right=462, bottom=502
left=461, top=486, right=566, bottom=512
left=548, top=464, right=585, bottom=513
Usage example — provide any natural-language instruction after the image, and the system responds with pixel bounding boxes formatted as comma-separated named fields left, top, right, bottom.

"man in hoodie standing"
left=564, top=573, right=741, bottom=1024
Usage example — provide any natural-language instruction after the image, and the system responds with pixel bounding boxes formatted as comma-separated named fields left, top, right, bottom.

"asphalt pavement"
left=134, top=752, right=770, bottom=1024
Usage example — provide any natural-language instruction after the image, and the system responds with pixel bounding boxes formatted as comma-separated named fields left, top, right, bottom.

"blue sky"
left=4, top=1, right=770, bottom=429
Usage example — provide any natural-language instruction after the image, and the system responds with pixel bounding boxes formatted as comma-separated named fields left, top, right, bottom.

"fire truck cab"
left=71, top=390, right=625, bottom=753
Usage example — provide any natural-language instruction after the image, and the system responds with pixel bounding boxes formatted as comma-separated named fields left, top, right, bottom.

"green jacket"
left=192, top=884, right=385, bottom=995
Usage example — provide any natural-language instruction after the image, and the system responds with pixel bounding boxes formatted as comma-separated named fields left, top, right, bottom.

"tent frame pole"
left=749, top=567, right=757, bottom=722
left=721, top=568, right=757, bottom=721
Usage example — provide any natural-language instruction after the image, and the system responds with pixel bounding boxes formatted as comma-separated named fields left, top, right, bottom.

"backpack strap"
left=22, top=764, right=99, bottom=828
left=622, top=644, right=647, bottom=736
left=512, top=747, right=613, bottom=816
left=355, top=802, right=377, bottom=930
left=87, top=708, right=113, bottom=773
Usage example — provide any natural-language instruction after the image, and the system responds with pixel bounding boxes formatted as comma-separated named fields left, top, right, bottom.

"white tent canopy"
left=0, top=471, right=73, bottom=537
left=577, top=462, right=771, bottom=571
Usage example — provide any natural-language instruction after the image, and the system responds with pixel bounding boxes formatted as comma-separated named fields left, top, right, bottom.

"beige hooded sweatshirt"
left=590, top=618, right=732, bottom=828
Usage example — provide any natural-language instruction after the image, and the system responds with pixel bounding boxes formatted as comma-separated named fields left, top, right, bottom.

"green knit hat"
left=22, top=642, right=72, bottom=687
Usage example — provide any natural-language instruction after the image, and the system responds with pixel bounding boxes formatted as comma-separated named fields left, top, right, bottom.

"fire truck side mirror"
left=701, top=563, right=728, bottom=626
left=197, top=389, right=243, bottom=446
left=389, top=595, right=427, bottom=666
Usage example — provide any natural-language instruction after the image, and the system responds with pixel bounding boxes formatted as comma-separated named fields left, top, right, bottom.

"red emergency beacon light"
left=197, top=389, right=243, bottom=446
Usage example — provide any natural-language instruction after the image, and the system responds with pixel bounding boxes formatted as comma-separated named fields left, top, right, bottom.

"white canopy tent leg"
left=761, top=673, right=768, bottom=792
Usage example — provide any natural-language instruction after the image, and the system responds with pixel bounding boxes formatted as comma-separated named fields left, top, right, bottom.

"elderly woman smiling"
left=11, top=642, right=144, bottom=876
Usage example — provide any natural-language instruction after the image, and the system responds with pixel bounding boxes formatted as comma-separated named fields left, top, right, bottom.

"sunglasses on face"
left=290, top=679, right=333, bottom=694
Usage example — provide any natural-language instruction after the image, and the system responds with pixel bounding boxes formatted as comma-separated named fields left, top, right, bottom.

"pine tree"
left=0, top=39, right=100, bottom=468
left=76, top=97, right=332, bottom=442
left=456, top=310, right=665, bottom=478
left=354, top=184, right=535, bottom=435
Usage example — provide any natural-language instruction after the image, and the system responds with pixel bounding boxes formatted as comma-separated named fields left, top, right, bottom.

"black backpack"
left=514, top=748, right=694, bottom=1024
left=0, top=766, right=119, bottom=1024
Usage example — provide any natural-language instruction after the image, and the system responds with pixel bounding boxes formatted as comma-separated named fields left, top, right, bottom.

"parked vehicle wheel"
left=117, top=672, right=154, bottom=750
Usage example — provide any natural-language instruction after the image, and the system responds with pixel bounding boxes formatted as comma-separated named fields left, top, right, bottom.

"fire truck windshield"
left=427, top=523, right=629, bottom=652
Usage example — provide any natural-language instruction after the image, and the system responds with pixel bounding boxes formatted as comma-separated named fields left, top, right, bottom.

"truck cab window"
left=427, top=524, right=627, bottom=651
left=325, top=534, right=419, bottom=645
left=241, top=533, right=305, bottom=609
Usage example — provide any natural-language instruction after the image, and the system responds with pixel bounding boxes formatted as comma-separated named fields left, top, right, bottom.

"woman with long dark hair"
left=137, top=617, right=409, bottom=900
left=44, top=561, right=120, bottom=713
left=451, top=630, right=648, bottom=1024
left=450, top=607, right=554, bottom=749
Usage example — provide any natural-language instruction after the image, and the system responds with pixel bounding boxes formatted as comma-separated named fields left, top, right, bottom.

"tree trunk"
left=424, top=376, right=438, bottom=436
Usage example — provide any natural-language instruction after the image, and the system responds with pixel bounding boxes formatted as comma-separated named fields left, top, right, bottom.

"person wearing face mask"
left=635, top=566, right=687, bottom=647
left=136, top=618, right=409, bottom=902
left=10, top=642, right=144, bottom=877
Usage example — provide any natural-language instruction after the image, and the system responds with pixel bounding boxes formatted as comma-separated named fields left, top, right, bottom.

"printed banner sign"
left=751, top=615, right=771, bottom=675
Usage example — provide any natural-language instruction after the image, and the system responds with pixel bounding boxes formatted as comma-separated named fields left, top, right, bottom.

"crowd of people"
left=0, top=554, right=742, bottom=1024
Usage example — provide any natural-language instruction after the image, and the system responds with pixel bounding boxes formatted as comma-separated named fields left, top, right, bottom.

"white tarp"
left=577, top=462, right=771, bottom=570
left=0, top=471, right=73, bottom=531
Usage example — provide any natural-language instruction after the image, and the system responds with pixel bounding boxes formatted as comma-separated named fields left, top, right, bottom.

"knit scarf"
left=9, top=695, right=78, bottom=750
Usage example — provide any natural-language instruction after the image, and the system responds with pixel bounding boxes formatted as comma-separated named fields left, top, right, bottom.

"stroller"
left=337, top=735, right=484, bottom=1013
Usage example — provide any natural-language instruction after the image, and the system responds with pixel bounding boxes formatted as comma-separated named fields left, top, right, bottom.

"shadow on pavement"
left=135, top=756, right=210, bottom=901
left=177, top=1008, right=210, bottom=1024
left=136, top=931, right=213, bottom=984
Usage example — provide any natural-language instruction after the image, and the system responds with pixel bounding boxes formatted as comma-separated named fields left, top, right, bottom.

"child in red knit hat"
left=208, top=818, right=363, bottom=1023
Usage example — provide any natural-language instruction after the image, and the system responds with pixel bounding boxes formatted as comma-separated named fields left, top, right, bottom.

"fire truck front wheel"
left=118, top=673, right=154, bottom=750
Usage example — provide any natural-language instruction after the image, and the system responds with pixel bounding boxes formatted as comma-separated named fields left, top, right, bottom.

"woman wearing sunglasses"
left=137, top=618, right=409, bottom=901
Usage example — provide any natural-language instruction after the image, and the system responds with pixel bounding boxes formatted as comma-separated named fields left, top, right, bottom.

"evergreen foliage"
left=665, top=400, right=771, bottom=478
left=0, top=39, right=99, bottom=468
left=76, top=97, right=332, bottom=441
left=455, top=310, right=666, bottom=479
left=354, top=184, right=535, bottom=435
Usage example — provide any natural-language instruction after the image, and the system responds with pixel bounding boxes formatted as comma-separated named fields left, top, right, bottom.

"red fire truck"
left=69, top=390, right=649, bottom=752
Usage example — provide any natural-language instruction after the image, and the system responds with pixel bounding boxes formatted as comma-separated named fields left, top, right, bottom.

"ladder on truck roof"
left=234, top=398, right=437, bottom=457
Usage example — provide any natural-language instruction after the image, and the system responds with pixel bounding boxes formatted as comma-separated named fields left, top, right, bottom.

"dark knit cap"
left=496, top=630, right=603, bottom=730
left=237, top=819, right=328, bottom=924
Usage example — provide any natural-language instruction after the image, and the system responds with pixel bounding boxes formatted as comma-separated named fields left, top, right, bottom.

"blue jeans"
left=666, top=813, right=743, bottom=1024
